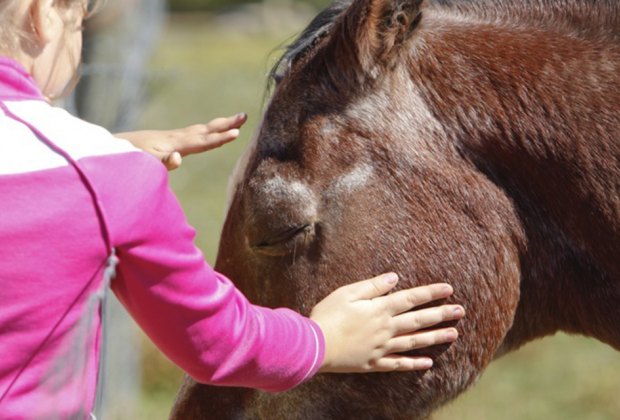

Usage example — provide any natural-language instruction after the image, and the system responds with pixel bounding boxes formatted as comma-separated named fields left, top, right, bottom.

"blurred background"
left=73, top=0, right=620, bottom=418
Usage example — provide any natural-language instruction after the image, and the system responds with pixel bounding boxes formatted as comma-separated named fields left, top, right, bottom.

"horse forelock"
left=269, top=0, right=353, bottom=87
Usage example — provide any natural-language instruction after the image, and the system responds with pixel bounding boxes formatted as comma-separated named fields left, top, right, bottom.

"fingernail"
left=421, top=359, right=433, bottom=369
left=384, top=273, right=399, bottom=284
left=237, top=112, right=247, bottom=120
left=445, top=329, right=458, bottom=341
left=453, top=306, right=464, bottom=317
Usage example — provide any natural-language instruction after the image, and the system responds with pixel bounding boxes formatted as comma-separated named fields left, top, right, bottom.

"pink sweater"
left=0, top=57, right=324, bottom=419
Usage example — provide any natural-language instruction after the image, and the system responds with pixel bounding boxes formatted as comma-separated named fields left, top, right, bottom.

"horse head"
left=172, top=0, right=619, bottom=418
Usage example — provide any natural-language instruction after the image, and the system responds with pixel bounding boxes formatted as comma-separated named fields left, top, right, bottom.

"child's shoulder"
left=3, top=100, right=141, bottom=161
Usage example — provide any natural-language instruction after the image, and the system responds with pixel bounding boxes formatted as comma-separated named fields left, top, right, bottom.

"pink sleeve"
left=85, top=151, right=325, bottom=392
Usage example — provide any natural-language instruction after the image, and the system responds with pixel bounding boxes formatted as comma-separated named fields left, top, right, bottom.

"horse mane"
left=433, top=0, right=620, bottom=24
left=270, top=0, right=619, bottom=84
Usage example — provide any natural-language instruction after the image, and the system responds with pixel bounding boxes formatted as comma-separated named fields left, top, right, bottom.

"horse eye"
left=251, top=223, right=315, bottom=257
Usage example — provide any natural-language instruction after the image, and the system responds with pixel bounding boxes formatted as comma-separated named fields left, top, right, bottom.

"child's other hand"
left=116, top=113, right=248, bottom=170
left=310, top=273, right=464, bottom=373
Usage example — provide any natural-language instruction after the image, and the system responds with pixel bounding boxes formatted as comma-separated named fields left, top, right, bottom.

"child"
left=0, top=0, right=464, bottom=418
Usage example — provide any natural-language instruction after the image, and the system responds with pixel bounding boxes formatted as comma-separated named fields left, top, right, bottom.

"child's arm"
left=116, top=112, right=247, bottom=170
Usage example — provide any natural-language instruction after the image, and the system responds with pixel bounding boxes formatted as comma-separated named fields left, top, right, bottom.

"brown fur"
left=171, top=0, right=620, bottom=418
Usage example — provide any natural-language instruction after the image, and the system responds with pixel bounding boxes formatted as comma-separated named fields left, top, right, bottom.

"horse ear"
left=328, top=0, right=424, bottom=81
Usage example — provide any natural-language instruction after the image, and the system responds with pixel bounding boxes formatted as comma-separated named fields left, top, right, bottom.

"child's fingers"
left=343, top=273, right=400, bottom=300
left=392, top=305, right=464, bottom=335
left=204, top=129, right=240, bottom=149
left=177, top=127, right=240, bottom=155
left=206, top=113, right=247, bottom=133
left=380, top=283, right=454, bottom=316
left=163, top=152, right=182, bottom=171
left=385, top=327, right=459, bottom=354
left=172, top=113, right=247, bottom=156
left=369, top=356, right=433, bottom=372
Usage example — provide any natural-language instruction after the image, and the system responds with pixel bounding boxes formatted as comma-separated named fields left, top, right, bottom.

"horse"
left=171, top=0, right=620, bottom=418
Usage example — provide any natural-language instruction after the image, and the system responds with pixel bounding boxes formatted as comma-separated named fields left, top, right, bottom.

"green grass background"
left=135, top=13, right=620, bottom=419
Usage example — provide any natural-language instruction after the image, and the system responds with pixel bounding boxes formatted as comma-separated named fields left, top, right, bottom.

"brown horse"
left=172, top=0, right=620, bottom=418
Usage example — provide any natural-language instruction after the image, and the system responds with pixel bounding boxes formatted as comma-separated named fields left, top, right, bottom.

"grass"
left=435, top=334, right=620, bottom=420
left=134, top=13, right=620, bottom=419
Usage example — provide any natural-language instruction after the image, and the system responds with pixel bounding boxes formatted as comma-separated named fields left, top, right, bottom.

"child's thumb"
left=164, top=152, right=182, bottom=170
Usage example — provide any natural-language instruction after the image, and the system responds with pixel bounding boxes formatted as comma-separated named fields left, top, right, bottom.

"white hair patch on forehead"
left=262, top=174, right=319, bottom=219
left=263, top=175, right=312, bottom=197
left=328, top=163, right=374, bottom=195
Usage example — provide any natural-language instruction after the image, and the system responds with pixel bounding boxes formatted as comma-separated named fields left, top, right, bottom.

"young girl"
left=0, top=0, right=465, bottom=418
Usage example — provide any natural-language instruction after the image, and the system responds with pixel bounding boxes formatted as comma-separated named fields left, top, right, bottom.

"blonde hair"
left=0, top=0, right=104, bottom=54
left=0, top=1, right=21, bottom=54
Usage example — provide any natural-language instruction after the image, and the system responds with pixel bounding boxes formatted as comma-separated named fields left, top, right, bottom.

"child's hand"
left=310, top=273, right=463, bottom=373
left=116, top=113, right=248, bottom=170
